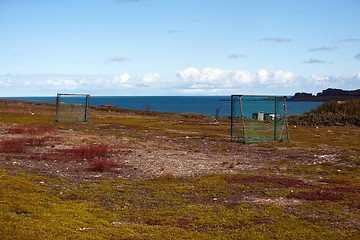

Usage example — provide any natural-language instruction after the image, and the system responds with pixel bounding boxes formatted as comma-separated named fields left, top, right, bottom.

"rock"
left=289, top=88, right=360, bottom=101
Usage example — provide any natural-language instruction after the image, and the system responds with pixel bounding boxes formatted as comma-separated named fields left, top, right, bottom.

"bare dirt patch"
left=1, top=100, right=358, bottom=196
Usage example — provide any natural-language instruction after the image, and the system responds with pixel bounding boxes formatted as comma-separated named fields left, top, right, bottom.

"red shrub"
left=286, top=190, right=345, bottom=201
left=40, top=144, right=110, bottom=162
left=0, top=137, right=49, bottom=154
left=8, top=125, right=54, bottom=135
left=24, top=137, right=48, bottom=146
left=319, top=179, right=350, bottom=185
left=0, top=139, right=26, bottom=153
left=88, top=158, right=120, bottom=172
left=225, top=175, right=312, bottom=188
left=65, top=144, right=109, bottom=159
left=37, top=151, right=64, bottom=161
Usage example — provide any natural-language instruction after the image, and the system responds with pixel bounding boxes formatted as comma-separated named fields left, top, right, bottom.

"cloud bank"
left=176, top=68, right=298, bottom=90
left=1, top=69, right=359, bottom=96
left=309, top=73, right=360, bottom=89
left=174, top=68, right=360, bottom=94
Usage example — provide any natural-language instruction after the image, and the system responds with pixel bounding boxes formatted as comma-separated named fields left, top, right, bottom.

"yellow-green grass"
left=1, top=99, right=360, bottom=239
left=1, top=171, right=359, bottom=239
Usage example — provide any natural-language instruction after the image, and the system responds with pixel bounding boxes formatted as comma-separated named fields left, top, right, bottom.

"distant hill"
left=289, top=88, right=360, bottom=101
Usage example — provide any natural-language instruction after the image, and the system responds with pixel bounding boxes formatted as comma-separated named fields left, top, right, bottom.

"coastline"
left=0, top=96, right=324, bottom=116
left=289, top=88, right=360, bottom=102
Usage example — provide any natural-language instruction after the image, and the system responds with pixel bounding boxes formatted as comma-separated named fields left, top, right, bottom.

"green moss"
left=1, top=170, right=360, bottom=239
left=1, top=99, right=360, bottom=239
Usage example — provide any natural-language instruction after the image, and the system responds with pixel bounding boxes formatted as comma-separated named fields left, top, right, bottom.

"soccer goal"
left=231, top=95, right=290, bottom=143
left=55, top=93, right=90, bottom=122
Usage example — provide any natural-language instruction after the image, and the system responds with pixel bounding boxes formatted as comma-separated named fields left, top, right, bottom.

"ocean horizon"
left=1, top=96, right=324, bottom=117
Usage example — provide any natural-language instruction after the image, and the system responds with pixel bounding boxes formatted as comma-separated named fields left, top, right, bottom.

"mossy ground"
left=0, top=99, right=359, bottom=239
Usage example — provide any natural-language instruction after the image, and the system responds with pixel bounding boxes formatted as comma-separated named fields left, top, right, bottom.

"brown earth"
left=1, top=98, right=357, bottom=184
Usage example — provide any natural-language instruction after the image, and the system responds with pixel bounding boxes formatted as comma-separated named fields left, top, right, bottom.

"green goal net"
left=231, top=95, right=290, bottom=143
left=55, top=93, right=90, bottom=122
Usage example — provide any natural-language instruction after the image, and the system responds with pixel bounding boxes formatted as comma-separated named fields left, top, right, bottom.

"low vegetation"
left=0, top=99, right=359, bottom=239
left=311, top=99, right=360, bottom=115
left=7, top=124, right=54, bottom=135
left=44, top=144, right=110, bottom=161
left=0, top=137, right=50, bottom=153
left=289, top=99, right=360, bottom=126
left=88, top=158, right=122, bottom=172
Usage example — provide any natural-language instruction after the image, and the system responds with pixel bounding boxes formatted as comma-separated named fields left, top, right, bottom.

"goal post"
left=55, top=93, right=90, bottom=122
left=231, top=95, right=290, bottom=143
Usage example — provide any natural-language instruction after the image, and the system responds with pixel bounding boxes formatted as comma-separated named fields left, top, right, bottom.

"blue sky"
left=0, top=0, right=359, bottom=96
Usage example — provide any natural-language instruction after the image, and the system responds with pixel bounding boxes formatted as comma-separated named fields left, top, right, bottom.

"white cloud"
left=272, top=70, right=296, bottom=86
left=176, top=69, right=360, bottom=94
left=310, top=75, right=327, bottom=86
left=1, top=70, right=359, bottom=97
left=143, top=73, right=161, bottom=83
left=176, top=67, right=201, bottom=83
left=113, top=73, right=131, bottom=84
left=181, top=89, right=206, bottom=94
left=257, top=69, right=269, bottom=84
left=233, top=70, right=254, bottom=85
left=0, top=79, right=13, bottom=86
left=308, top=74, right=360, bottom=89
left=201, top=68, right=231, bottom=83
left=178, top=68, right=243, bottom=87
left=44, top=79, right=78, bottom=89
left=110, top=73, right=133, bottom=88
left=32, top=72, right=162, bottom=91
left=176, top=67, right=298, bottom=89
left=177, top=67, right=235, bottom=89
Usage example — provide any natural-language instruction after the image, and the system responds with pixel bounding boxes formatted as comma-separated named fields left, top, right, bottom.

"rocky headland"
left=289, top=88, right=360, bottom=101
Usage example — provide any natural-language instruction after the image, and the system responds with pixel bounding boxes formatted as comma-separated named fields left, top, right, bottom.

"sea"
left=1, top=96, right=324, bottom=117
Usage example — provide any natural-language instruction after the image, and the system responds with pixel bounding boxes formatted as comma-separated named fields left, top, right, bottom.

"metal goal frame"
left=55, top=93, right=90, bottom=122
left=231, top=95, right=290, bottom=143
